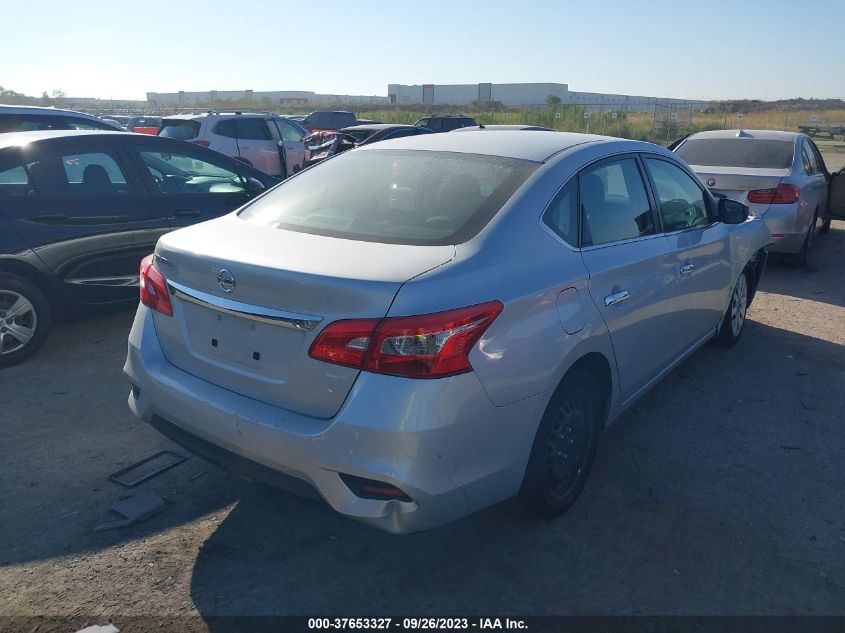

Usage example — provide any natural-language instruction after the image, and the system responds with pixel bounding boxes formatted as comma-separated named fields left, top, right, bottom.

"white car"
left=158, top=112, right=307, bottom=179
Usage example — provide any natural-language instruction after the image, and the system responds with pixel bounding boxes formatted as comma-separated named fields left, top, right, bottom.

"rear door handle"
left=604, top=290, right=631, bottom=306
left=680, top=263, right=695, bottom=276
left=171, top=209, right=201, bottom=218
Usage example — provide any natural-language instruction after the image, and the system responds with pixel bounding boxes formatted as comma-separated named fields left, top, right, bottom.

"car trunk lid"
left=151, top=214, right=455, bottom=419
left=690, top=165, right=788, bottom=214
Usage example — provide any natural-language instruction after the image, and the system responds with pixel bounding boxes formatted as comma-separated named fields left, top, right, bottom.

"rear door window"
left=542, top=178, right=577, bottom=246
left=802, top=143, right=819, bottom=174
left=676, top=138, right=795, bottom=169
left=801, top=146, right=813, bottom=174
left=214, top=120, right=238, bottom=138
left=0, top=163, right=32, bottom=197
left=26, top=149, right=131, bottom=196
left=159, top=119, right=201, bottom=140
left=235, top=118, right=273, bottom=140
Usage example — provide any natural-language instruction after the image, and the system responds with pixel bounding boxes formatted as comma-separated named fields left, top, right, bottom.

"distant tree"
left=51, top=90, right=66, bottom=104
left=41, top=91, right=51, bottom=105
left=547, top=95, right=562, bottom=108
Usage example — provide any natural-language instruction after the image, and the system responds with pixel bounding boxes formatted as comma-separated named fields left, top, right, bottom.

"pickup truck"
left=798, top=122, right=844, bottom=138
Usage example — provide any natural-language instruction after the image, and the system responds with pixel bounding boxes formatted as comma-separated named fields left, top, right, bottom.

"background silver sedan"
left=125, top=131, right=771, bottom=533
left=673, top=129, right=831, bottom=266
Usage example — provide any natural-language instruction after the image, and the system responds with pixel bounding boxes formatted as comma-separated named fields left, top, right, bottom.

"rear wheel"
left=0, top=273, right=52, bottom=368
left=713, top=269, right=750, bottom=348
left=790, top=212, right=817, bottom=268
left=819, top=210, right=832, bottom=235
left=519, top=368, right=603, bottom=518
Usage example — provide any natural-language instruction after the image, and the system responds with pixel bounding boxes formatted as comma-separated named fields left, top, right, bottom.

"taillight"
left=190, top=139, right=210, bottom=147
left=747, top=183, right=800, bottom=204
left=308, top=301, right=503, bottom=379
left=139, top=254, right=173, bottom=316
left=307, top=318, right=380, bottom=369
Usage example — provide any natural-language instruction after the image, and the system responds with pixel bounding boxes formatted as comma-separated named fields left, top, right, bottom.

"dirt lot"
left=1, top=216, right=844, bottom=625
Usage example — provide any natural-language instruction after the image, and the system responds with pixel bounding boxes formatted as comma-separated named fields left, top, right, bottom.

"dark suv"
left=0, top=130, right=278, bottom=366
left=413, top=115, right=478, bottom=133
left=300, top=111, right=376, bottom=132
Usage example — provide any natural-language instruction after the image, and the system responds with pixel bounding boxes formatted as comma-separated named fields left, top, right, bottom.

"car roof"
left=688, top=129, right=799, bottom=142
left=452, top=124, right=553, bottom=132
left=357, top=130, right=618, bottom=162
left=0, top=129, right=143, bottom=150
left=163, top=112, right=270, bottom=120
left=341, top=124, right=414, bottom=132
left=417, top=115, right=473, bottom=119
left=0, top=104, right=105, bottom=120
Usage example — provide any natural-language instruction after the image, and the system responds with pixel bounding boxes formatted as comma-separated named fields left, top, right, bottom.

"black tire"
left=790, top=212, right=817, bottom=268
left=819, top=211, right=831, bottom=235
left=713, top=268, right=750, bottom=348
left=518, top=367, right=603, bottom=518
left=0, top=273, right=52, bottom=368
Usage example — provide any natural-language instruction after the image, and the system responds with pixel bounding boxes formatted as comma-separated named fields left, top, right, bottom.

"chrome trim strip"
left=167, top=280, right=323, bottom=332
left=66, top=275, right=140, bottom=287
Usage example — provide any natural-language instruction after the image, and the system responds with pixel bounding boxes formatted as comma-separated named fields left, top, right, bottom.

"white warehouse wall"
left=492, top=83, right=569, bottom=106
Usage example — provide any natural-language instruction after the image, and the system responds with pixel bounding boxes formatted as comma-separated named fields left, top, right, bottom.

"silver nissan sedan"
left=124, top=131, right=771, bottom=533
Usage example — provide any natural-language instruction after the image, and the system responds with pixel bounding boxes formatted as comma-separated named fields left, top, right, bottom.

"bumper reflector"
left=340, top=473, right=412, bottom=502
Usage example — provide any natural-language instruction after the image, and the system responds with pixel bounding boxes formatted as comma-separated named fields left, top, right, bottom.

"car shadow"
left=190, top=320, right=845, bottom=619
left=758, top=219, right=845, bottom=309
left=0, top=308, right=240, bottom=567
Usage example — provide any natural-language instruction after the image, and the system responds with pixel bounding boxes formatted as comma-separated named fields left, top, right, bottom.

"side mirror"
left=246, top=177, right=266, bottom=194
left=718, top=198, right=749, bottom=224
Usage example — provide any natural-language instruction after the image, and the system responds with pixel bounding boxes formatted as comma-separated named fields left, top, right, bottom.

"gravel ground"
left=1, top=188, right=844, bottom=629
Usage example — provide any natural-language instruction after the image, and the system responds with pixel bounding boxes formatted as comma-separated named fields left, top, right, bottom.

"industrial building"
left=142, top=83, right=709, bottom=112
left=387, top=82, right=708, bottom=112
left=145, top=89, right=389, bottom=108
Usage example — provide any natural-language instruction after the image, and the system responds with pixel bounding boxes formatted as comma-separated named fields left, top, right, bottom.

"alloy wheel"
left=0, top=290, right=38, bottom=356
left=730, top=274, right=748, bottom=337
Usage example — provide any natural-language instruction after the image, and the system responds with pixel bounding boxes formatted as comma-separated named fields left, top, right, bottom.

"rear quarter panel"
left=388, top=145, right=620, bottom=413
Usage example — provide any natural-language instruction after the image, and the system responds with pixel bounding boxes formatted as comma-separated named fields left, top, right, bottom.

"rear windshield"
left=676, top=138, right=795, bottom=169
left=238, top=149, right=538, bottom=245
left=159, top=120, right=200, bottom=140
left=344, top=128, right=377, bottom=143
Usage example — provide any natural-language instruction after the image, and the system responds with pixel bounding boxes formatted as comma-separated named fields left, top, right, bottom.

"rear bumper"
left=123, top=306, right=547, bottom=533
left=762, top=204, right=806, bottom=254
